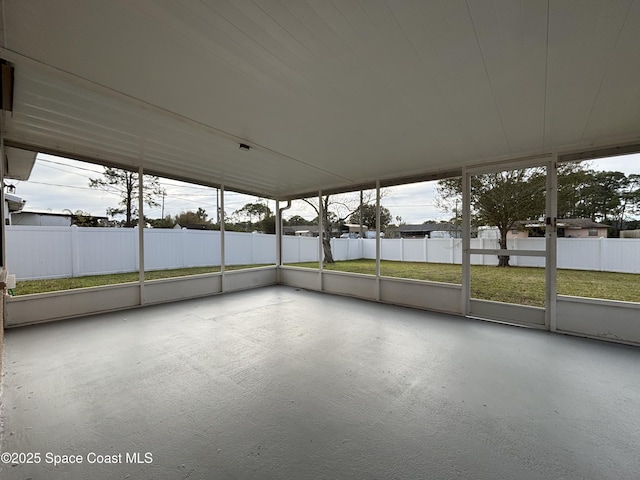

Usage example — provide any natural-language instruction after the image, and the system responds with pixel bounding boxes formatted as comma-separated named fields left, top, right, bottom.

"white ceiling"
left=1, top=0, right=640, bottom=199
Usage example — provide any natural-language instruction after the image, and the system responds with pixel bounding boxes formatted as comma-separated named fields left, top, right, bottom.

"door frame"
left=461, top=155, right=557, bottom=329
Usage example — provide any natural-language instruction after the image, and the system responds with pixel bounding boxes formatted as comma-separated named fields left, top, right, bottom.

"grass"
left=12, top=265, right=262, bottom=296
left=13, top=260, right=640, bottom=308
left=288, top=260, right=640, bottom=307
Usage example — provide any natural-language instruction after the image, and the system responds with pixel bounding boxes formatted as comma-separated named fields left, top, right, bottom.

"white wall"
left=5, top=226, right=640, bottom=280
left=11, top=212, right=72, bottom=226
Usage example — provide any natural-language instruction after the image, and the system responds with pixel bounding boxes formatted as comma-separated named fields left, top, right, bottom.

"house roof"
left=522, top=218, right=608, bottom=229
left=284, top=225, right=320, bottom=234
left=15, top=209, right=72, bottom=217
left=176, top=223, right=211, bottom=231
left=2, top=2, right=640, bottom=199
left=557, top=219, right=609, bottom=229
left=398, top=223, right=459, bottom=233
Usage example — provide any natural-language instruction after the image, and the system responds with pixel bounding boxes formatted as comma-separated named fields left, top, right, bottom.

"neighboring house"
left=477, top=226, right=500, bottom=239
left=283, top=225, right=342, bottom=237
left=173, top=223, right=211, bottom=230
left=4, top=193, right=26, bottom=225
left=4, top=194, right=108, bottom=226
left=284, top=225, right=321, bottom=237
left=545, top=218, right=608, bottom=238
left=397, top=223, right=462, bottom=239
left=11, top=209, right=74, bottom=226
left=340, top=224, right=369, bottom=238
left=501, top=218, right=609, bottom=239
left=620, top=230, right=640, bottom=239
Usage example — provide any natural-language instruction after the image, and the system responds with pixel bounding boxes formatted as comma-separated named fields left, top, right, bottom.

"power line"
left=18, top=181, right=118, bottom=193
left=37, top=157, right=104, bottom=175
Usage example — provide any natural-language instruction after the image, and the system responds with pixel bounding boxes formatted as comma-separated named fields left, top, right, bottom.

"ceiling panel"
left=545, top=0, right=635, bottom=148
left=1, top=0, right=640, bottom=199
left=581, top=0, right=640, bottom=141
left=466, top=0, right=548, bottom=153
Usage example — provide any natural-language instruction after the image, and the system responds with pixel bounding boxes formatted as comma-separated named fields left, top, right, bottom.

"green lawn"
left=12, top=260, right=640, bottom=308
left=289, top=260, right=640, bottom=307
left=12, top=265, right=261, bottom=296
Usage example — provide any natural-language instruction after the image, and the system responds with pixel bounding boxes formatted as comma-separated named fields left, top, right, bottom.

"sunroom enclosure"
left=4, top=147, right=640, bottom=347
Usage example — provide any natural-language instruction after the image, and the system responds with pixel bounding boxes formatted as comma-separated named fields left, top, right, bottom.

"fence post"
left=599, top=237, right=604, bottom=272
left=400, top=238, right=404, bottom=262
left=132, top=227, right=139, bottom=273
left=450, top=237, right=454, bottom=264
left=70, top=225, right=80, bottom=277
left=252, top=232, right=256, bottom=265
left=424, top=236, right=428, bottom=263
left=181, top=227, right=187, bottom=268
left=484, top=237, right=490, bottom=265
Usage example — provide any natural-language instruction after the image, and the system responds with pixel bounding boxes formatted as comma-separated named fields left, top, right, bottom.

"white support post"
left=376, top=181, right=381, bottom=299
left=275, top=200, right=281, bottom=281
left=318, top=191, right=323, bottom=291
left=461, top=168, right=471, bottom=315
left=138, top=166, right=145, bottom=305
left=546, top=155, right=558, bottom=331
left=220, top=185, right=225, bottom=292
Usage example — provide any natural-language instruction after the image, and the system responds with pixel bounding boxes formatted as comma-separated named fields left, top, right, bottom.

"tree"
left=576, top=171, right=627, bottom=223
left=233, top=202, right=273, bottom=232
left=623, top=174, right=640, bottom=218
left=384, top=215, right=405, bottom=238
left=258, top=214, right=276, bottom=234
left=560, top=169, right=639, bottom=235
left=71, top=210, right=105, bottom=227
left=89, top=167, right=164, bottom=227
left=284, top=215, right=314, bottom=226
left=148, top=215, right=175, bottom=229
left=303, top=191, right=378, bottom=264
left=174, top=208, right=212, bottom=228
left=556, top=163, right=593, bottom=219
left=349, top=204, right=392, bottom=232
left=437, top=169, right=546, bottom=266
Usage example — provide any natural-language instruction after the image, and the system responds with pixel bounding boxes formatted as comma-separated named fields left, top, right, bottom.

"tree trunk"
left=498, top=230, right=510, bottom=267
left=126, top=174, right=134, bottom=227
left=321, top=197, right=335, bottom=263
left=322, top=236, right=334, bottom=264
left=126, top=196, right=132, bottom=227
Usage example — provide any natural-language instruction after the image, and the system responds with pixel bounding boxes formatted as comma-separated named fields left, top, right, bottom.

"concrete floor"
left=1, top=286, right=639, bottom=480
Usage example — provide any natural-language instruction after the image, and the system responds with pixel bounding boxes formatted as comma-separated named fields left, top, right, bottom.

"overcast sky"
left=6, top=152, right=639, bottom=225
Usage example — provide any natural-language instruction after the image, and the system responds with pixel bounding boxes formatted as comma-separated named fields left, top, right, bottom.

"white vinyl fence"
left=5, top=226, right=640, bottom=280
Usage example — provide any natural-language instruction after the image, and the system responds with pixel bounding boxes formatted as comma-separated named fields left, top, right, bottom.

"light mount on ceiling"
left=238, top=143, right=251, bottom=151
